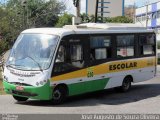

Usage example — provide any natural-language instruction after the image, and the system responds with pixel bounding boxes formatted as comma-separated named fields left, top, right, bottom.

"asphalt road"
left=0, top=67, right=160, bottom=114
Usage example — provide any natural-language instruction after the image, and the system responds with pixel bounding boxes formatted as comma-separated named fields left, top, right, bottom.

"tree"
left=6, top=0, right=65, bottom=28
left=0, top=6, right=18, bottom=55
left=0, top=0, right=65, bottom=55
left=80, top=14, right=133, bottom=23
left=104, top=16, right=133, bottom=23
left=56, top=13, right=73, bottom=27
left=80, top=13, right=90, bottom=23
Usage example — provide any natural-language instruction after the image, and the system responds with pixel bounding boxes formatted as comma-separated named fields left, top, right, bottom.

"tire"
left=120, top=76, right=132, bottom=92
left=52, top=86, right=67, bottom=104
left=13, top=95, right=28, bottom=102
left=114, top=76, right=132, bottom=92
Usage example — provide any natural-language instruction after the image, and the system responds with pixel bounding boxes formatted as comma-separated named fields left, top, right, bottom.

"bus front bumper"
left=3, top=80, right=52, bottom=100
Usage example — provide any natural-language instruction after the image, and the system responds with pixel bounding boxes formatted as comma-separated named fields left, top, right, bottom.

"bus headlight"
left=3, top=76, right=8, bottom=82
left=36, top=82, right=39, bottom=86
left=40, top=81, right=44, bottom=85
left=36, top=80, right=48, bottom=86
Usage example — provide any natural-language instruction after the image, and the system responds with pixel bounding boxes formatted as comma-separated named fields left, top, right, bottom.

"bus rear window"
left=139, top=34, right=155, bottom=55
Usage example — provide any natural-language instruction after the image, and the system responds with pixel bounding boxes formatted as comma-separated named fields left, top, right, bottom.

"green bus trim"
left=68, top=78, right=110, bottom=96
left=3, top=80, right=52, bottom=100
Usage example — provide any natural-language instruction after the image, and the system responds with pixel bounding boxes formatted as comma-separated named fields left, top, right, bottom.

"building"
left=125, top=5, right=136, bottom=21
left=135, top=1, right=160, bottom=40
left=135, top=1, right=160, bottom=28
left=86, top=0, right=125, bottom=18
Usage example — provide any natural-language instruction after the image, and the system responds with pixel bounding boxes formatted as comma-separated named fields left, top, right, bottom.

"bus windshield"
left=7, top=33, right=59, bottom=71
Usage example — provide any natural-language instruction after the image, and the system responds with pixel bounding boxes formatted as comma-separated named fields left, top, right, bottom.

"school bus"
left=3, top=23, right=157, bottom=104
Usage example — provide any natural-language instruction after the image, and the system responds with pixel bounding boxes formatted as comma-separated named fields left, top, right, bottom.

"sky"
left=0, top=0, right=160, bottom=15
left=59, top=0, right=160, bottom=15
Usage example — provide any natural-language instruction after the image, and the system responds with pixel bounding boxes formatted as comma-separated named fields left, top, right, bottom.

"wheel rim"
left=53, top=90, right=61, bottom=100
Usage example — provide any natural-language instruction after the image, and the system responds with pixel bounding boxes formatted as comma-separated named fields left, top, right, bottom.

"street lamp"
left=21, top=0, right=28, bottom=29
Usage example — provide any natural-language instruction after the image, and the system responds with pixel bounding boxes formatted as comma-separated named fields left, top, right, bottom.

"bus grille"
left=12, top=90, right=37, bottom=97
left=10, top=82, right=32, bottom=86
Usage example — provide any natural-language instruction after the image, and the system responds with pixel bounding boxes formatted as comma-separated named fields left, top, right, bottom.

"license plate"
left=16, top=86, right=24, bottom=91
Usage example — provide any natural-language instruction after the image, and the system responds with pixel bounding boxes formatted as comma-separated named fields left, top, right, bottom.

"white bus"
left=3, top=23, right=157, bottom=104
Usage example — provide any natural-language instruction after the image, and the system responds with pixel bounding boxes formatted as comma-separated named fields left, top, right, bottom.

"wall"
left=135, top=1, right=160, bottom=28
left=86, top=0, right=124, bottom=17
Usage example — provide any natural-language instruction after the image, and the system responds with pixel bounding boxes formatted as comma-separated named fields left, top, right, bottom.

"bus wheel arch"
left=51, top=83, right=68, bottom=104
left=125, top=75, right=133, bottom=82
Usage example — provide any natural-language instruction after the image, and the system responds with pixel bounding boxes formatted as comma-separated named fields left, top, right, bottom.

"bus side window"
left=53, top=44, right=67, bottom=74
left=139, top=34, right=155, bottom=56
left=53, top=37, right=86, bottom=76
left=55, top=45, right=65, bottom=63
left=70, top=44, right=84, bottom=68
left=116, top=35, right=134, bottom=58
left=90, top=36, right=111, bottom=60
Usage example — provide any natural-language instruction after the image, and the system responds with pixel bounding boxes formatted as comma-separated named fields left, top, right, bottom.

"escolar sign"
left=109, top=62, right=137, bottom=71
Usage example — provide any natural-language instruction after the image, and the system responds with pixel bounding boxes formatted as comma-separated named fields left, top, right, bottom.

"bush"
left=56, top=13, right=73, bottom=27
left=0, top=40, right=9, bottom=55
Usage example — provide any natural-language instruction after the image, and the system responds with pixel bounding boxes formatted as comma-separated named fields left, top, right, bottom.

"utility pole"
left=95, top=0, right=98, bottom=23
left=72, top=0, right=81, bottom=25
left=76, top=0, right=80, bottom=17
left=146, top=4, right=148, bottom=28
left=21, top=0, right=27, bottom=29
left=101, top=0, right=104, bottom=22
left=132, top=2, right=136, bottom=23
left=73, top=0, right=80, bottom=17
left=145, top=1, right=149, bottom=28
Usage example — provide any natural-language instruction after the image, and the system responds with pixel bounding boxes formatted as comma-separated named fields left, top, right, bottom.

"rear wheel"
left=52, top=86, right=67, bottom=104
left=121, top=77, right=132, bottom=92
left=13, top=95, right=28, bottom=102
left=115, top=76, right=132, bottom=92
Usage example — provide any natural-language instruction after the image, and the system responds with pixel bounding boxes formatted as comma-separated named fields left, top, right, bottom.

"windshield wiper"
left=8, top=56, right=43, bottom=72
left=26, top=56, right=43, bottom=72
left=6, top=64, right=25, bottom=68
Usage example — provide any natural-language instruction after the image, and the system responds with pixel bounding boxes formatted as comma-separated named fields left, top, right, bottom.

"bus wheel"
left=13, top=95, right=28, bottom=102
left=115, top=76, right=132, bottom=92
left=120, top=76, right=132, bottom=92
left=52, top=86, right=67, bottom=104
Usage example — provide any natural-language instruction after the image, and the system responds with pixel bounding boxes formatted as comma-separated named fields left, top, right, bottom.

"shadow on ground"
left=16, top=83, right=160, bottom=107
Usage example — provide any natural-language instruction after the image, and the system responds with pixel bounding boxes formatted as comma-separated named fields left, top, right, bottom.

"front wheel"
left=52, top=86, right=67, bottom=104
left=13, top=95, right=28, bottom=102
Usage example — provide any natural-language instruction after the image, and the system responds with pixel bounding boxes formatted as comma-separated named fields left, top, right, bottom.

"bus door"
left=52, top=35, right=90, bottom=95
left=86, top=35, right=112, bottom=91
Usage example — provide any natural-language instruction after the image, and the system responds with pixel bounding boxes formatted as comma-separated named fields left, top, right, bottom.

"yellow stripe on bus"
left=51, top=57, right=156, bottom=82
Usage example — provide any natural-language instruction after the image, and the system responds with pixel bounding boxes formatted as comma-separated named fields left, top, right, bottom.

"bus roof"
left=22, top=23, right=154, bottom=37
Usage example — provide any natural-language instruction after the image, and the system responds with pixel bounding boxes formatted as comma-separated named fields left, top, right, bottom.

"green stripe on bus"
left=68, top=78, right=110, bottom=96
